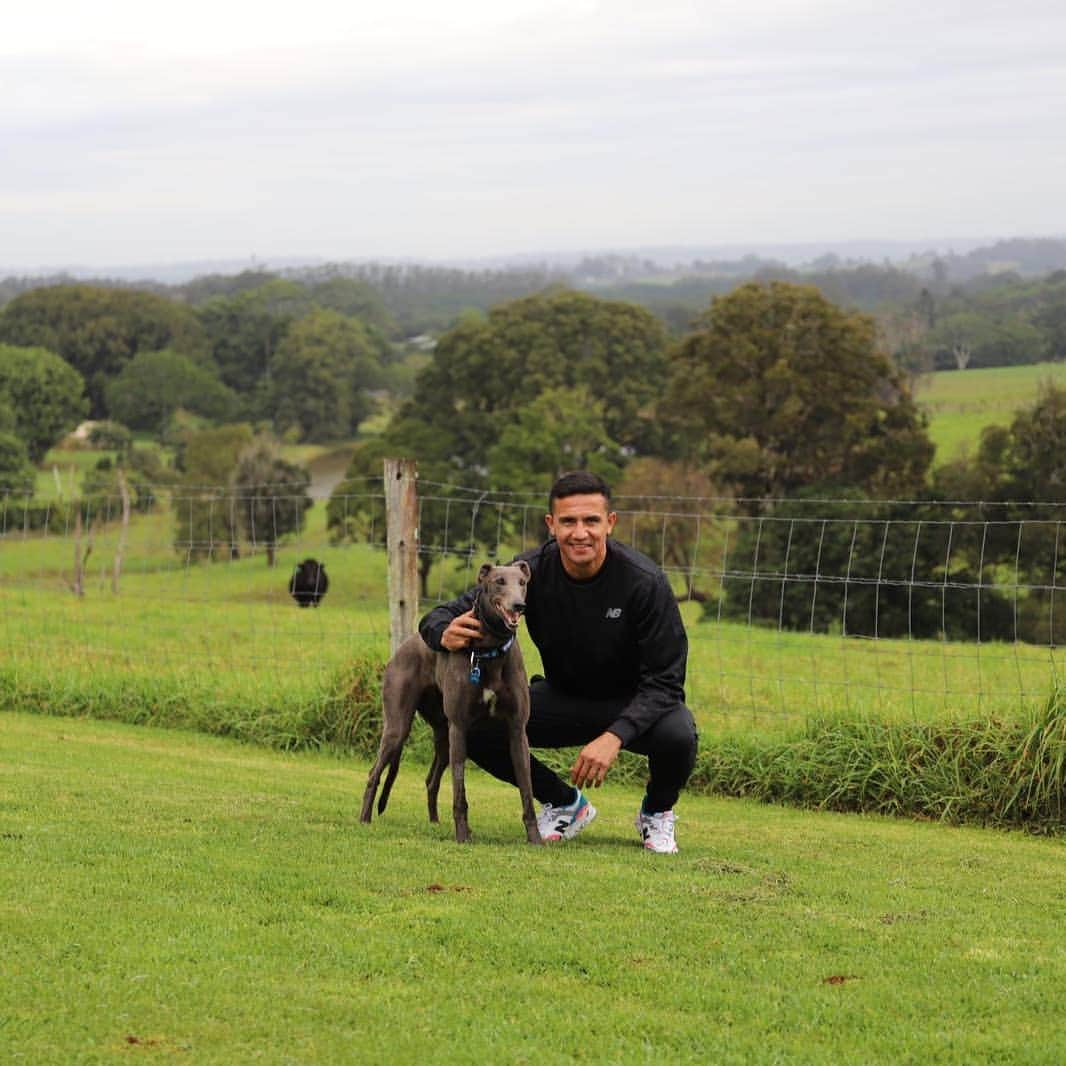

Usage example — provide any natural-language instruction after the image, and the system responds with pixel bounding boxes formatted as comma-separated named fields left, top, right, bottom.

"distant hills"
left=5, top=236, right=1066, bottom=287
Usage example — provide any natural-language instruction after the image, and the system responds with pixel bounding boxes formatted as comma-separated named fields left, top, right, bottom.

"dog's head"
left=476, top=560, right=530, bottom=634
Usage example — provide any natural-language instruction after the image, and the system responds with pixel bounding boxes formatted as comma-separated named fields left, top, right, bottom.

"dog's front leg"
left=507, top=712, right=543, bottom=845
left=448, top=720, right=472, bottom=843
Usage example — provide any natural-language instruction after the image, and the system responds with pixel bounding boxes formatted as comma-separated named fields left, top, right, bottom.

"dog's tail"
left=377, top=751, right=402, bottom=815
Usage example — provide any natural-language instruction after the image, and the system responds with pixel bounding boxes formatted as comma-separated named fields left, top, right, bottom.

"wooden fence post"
left=384, top=458, right=419, bottom=654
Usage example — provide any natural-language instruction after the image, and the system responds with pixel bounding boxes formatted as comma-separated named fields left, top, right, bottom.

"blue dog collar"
left=468, top=636, right=515, bottom=685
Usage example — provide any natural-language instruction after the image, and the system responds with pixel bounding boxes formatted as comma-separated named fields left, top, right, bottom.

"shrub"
left=690, top=686, right=1066, bottom=832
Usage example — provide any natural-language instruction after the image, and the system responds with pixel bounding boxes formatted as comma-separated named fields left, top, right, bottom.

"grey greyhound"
left=360, top=561, right=542, bottom=844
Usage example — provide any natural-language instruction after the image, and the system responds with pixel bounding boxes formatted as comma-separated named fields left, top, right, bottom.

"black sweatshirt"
left=418, top=539, right=688, bottom=747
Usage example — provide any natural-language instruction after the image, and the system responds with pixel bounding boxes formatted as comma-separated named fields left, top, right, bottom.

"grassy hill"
left=917, top=361, right=1066, bottom=463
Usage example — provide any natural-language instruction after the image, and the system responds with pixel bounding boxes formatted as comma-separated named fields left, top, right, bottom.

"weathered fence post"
left=111, top=468, right=131, bottom=595
left=384, top=458, right=419, bottom=654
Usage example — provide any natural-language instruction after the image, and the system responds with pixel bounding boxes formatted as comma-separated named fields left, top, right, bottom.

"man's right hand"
left=440, top=610, right=483, bottom=651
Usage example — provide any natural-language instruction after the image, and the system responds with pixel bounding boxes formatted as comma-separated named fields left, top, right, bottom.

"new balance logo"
left=605, top=608, right=622, bottom=619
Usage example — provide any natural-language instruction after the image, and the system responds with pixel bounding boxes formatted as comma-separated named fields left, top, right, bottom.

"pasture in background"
left=3, top=474, right=1064, bottom=730
left=917, top=360, right=1066, bottom=462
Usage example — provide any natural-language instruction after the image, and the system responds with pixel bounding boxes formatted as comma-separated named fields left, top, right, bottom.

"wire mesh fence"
left=2, top=478, right=1064, bottom=736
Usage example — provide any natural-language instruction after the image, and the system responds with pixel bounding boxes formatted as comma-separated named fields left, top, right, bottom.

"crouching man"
left=418, top=471, right=698, bottom=853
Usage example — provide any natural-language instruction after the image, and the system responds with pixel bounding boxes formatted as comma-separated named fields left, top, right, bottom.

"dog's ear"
left=514, top=560, right=531, bottom=580
left=477, top=563, right=493, bottom=583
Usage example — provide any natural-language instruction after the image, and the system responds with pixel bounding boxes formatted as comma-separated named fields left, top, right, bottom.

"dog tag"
left=469, top=653, right=481, bottom=686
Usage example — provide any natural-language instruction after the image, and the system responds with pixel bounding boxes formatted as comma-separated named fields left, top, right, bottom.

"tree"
left=0, top=432, right=34, bottom=494
left=172, top=424, right=254, bottom=561
left=663, top=282, right=934, bottom=507
left=486, top=387, right=626, bottom=495
left=326, top=430, right=493, bottom=598
left=105, top=349, right=238, bottom=433
left=194, top=278, right=315, bottom=398
left=878, top=307, right=933, bottom=391
left=264, top=309, right=382, bottom=442
left=0, top=285, right=210, bottom=417
left=995, top=384, right=1066, bottom=502
left=711, top=491, right=1016, bottom=641
left=0, top=343, right=89, bottom=461
left=389, top=289, right=669, bottom=480
left=82, top=443, right=169, bottom=518
left=309, top=277, right=397, bottom=338
left=1033, top=276, right=1066, bottom=359
left=930, top=310, right=1045, bottom=370
left=930, top=386, right=1066, bottom=645
left=614, top=458, right=725, bottom=601
left=231, top=437, right=313, bottom=566
left=326, top=291, right=670, bottom=594
left=87, top=420, right=133, bottom=456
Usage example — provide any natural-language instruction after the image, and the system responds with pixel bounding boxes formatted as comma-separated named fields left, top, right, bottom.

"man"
left=418, top=471, right=698, bottom=853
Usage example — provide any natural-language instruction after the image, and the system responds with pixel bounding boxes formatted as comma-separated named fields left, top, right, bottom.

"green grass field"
left=3, top=712, right=1064, bottom=1064
left=916, top=360, right=1066, bottom=462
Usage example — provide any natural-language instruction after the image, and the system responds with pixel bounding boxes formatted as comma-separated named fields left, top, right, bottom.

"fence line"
left=2, top=473, right=1063, bottom=732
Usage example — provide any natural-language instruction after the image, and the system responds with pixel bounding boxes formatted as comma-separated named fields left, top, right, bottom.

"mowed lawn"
left=2, top=713, right=1064, bottom=1064
left=917, top=360, right=1066, bottom=462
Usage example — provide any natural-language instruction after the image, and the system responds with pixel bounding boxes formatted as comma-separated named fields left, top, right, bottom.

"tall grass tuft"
left=4, top=648, right=1063, bottom=830
left=0, top=654, right=389, bottom=755
left=690, top=685, right=1066, bottom=832
left=318, top=656, right=388, bottom=754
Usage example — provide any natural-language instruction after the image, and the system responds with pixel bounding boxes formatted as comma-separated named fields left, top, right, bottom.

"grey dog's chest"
left=434, top=654, right=511, bottom=711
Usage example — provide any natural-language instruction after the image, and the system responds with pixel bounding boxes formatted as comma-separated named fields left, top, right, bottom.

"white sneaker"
left=537, top=791, right=597, bottom=842
left=636, top=809, right=678, bottom=853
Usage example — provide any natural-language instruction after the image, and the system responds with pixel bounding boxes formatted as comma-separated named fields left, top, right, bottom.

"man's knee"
left=635, top=705, right=698, bottom=765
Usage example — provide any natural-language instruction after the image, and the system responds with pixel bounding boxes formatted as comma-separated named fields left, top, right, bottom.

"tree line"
left=324, top=281, right=1065, bottom=644
left=1, top=270, right=1064, bottom=638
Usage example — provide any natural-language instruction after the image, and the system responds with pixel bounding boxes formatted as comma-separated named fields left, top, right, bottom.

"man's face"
left=544, top=493, right=617, bottom=579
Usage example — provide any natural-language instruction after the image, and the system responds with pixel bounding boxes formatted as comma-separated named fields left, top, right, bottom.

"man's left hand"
left=570, top=732, right=622, bottom=790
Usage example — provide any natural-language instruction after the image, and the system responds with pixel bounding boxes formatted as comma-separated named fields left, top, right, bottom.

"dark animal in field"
left=360, top=561, right=540, bottom=844
left=289, top=558, right=329, bottom=607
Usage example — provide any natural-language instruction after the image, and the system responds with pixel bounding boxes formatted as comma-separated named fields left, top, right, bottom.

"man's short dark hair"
left=548, top=471, right=612, bottom=512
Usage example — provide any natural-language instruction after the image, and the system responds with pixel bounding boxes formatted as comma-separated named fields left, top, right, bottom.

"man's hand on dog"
left=441, top=610, right=483, bottom=651
left=571, top=732, right=622, bottom=789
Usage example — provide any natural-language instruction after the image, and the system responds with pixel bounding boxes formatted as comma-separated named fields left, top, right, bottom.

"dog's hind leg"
left=360, top=747, right=388, bottom=822
left=360, top=735, right=404, bottom=822
left=425, top=723, right=449, bottom=824
left=360, top=673, right=417, bottom=823
left=375, top=747, right=404, bottom=815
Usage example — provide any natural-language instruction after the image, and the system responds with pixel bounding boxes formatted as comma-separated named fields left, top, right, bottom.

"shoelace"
left=541, top=799, right=579, bottom=831
left=642, top=812, right=676, bottom=844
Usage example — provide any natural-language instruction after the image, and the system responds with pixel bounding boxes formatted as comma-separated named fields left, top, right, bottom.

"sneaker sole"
left=542, top=802, right=597, bottom=842
left=641, top=841, right=679, bottom=854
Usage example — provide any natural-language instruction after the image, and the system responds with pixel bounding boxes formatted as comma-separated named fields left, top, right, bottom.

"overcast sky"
left=2, top=0, right=1064, bottom=271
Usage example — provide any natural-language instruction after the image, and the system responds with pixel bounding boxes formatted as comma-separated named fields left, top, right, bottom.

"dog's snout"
left=514, top=602, right=526, bottom=615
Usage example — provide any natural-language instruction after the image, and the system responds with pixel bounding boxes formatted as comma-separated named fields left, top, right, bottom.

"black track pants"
left=465, top=679, right=699, bottom=813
